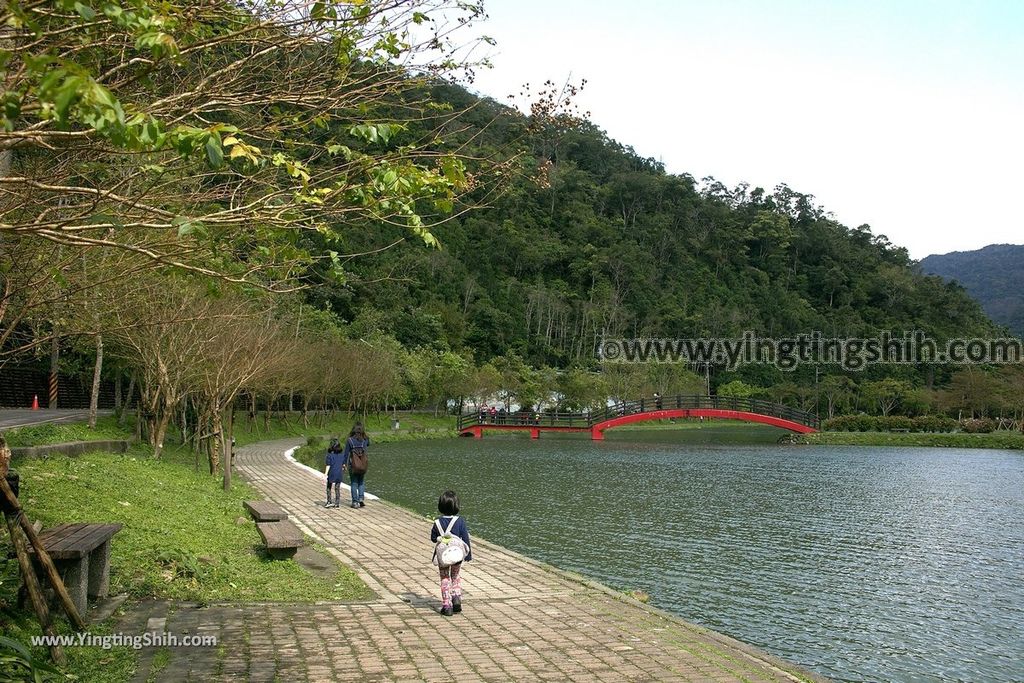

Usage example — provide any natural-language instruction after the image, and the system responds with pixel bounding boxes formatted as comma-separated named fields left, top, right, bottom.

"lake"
left=359, top=430, right=1024, bottom=682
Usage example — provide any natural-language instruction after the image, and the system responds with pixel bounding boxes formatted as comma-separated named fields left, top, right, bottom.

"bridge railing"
left=457, top=411, right=591, bottom=430
left=458, top=395, right=820, bottom=431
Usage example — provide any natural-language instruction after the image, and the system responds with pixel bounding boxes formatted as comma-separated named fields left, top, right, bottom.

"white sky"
left=460, top=0, right=1024, bottom=259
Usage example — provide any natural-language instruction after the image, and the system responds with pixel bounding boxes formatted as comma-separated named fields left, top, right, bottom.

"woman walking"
left=343, top=422, right=370, bottom=508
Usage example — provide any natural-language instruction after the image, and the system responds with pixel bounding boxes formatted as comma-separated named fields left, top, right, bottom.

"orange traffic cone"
left=31, top=395, right=39, bottom=410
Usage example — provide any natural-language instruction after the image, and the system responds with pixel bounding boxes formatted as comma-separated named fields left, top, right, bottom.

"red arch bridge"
left=458, top=395, right=820, bottom=440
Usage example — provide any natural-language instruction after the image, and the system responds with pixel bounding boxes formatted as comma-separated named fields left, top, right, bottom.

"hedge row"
left=822, top=415, right=973, bottom=433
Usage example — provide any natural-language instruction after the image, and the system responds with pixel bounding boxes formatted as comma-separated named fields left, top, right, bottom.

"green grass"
left=146, top=647, right=171, bottom=683
left=232, top=410, right=455, bottom=447
left=4, top=416, right=132, bottom=448
left=6, top=446, right=371, bottom=603
left=791, top=430, right=1024, bottom=449
left=0, top=617, right=138, bottom=682
left=1, top=439, right=374, bottom=682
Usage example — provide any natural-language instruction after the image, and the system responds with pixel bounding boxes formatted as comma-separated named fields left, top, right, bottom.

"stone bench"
left=243, top=500, right=288, bottom=522
left=256, top=520, right=303, bottom=559
left=27, top=522, right=122, bottom=616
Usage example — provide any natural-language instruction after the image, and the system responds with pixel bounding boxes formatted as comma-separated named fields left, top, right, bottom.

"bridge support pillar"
left=470, top=426, right=482, bottom=439
left=530, top=428, right=539, bottom=439
left=590, top=428, right=604, bottom=441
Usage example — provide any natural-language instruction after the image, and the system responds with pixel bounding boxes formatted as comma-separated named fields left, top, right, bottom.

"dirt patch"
left=293, top=545, right=338, bottom=579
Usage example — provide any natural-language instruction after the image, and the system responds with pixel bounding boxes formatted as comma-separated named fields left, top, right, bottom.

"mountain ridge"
left=919, top=244, right=1024, bottom=337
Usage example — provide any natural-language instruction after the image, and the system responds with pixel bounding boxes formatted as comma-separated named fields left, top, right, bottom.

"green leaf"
left=205, top=135, right=223, bottom=168
left=74, top=1, right=96, bottom=20
left=174, top=217, right=194, bottom=237
left=53, top=75, right=82, bottom=120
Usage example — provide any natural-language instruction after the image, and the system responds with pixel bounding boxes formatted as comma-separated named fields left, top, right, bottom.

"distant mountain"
left=920, top=244, right=1024, bottom=337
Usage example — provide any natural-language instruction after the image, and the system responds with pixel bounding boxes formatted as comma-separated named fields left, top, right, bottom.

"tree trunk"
left=88, top=333, right=103, bottom=429
left=153, top=411, right=171, bottom=459
left=209, top=408, right=222, bottom=477
left=180, top=405, right=188, bottom=446
left=114, top=371, right=122, bottom=414
left=49, top=335, right=59, bottom=409
left=135, top=400, right=143, bottom=441
left=222, top=405, right=234, bottom=491
left=0, top=432, right=9, bottom=479
left=119, top=373, right=136, bottom=426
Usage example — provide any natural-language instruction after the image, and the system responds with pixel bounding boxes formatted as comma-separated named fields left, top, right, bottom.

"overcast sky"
left=461, top=0, right=1023, bottom=259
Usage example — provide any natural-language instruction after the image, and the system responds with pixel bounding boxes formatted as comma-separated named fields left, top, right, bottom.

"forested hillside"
left=2, top=0, right=1014, bottom=432
left=317, top=83, right=994, bottom=369
left=920, top=244, right=1024, bottom=337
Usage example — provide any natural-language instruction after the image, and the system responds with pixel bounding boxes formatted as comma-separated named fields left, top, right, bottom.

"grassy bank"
left=789, top=430, right=1024, bottom=449
left=7, top=446, right=371, bottom=603
left=4, top=415, right=131, bottom=448
left=2, top=421, right=374, bottom=682
left=232, top=410, right=456, bottom=447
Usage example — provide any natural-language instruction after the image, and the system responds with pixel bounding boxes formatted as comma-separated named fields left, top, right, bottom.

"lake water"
left=360, top=431, right=1024, bottom=682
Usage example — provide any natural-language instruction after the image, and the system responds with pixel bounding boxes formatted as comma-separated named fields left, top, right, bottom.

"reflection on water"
left=368, top=433, right=1024, bottom=682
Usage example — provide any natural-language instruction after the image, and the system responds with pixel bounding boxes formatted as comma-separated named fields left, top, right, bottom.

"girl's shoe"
left=440, top=605, right=453, bottom=617
left=452, top=596, right=462, bottom=613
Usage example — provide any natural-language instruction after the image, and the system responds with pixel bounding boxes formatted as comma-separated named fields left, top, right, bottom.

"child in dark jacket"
left=430, top=490, right=472, bottom=616
left=323, top=438, right=344, bottom=508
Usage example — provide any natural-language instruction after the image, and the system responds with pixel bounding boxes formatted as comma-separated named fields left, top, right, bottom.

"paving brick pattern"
left=128, top=439, right=823, bottom=682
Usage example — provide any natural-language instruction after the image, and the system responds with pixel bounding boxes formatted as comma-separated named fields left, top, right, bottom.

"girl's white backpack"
left=432, top=516, right=468, bottom=567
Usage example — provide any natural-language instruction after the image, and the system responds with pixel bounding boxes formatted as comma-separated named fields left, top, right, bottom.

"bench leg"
left=87, top=542, right=111, bottom=599
left=62, top=558, right=89, bottom=617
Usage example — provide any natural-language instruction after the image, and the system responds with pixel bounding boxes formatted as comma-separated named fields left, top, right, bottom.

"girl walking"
left=430, top=490, right=472, bottom=616
left=323, top=437, right=344, bottom=508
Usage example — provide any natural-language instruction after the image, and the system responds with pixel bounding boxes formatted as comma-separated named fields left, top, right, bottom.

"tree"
left=941, top=368, right=1001, bottom=419
left=466, top=363, right=502, bottom=410
left=861, top=378, right=912, bottom=417
left=819, top=375, right=856, bottom=419
left=557, top=368, right=608, bottom=411
left=1, top=0, right=498, bottom=361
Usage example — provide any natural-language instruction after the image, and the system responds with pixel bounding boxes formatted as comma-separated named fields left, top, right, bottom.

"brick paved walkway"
left=127, top=439, right=824, bottom=682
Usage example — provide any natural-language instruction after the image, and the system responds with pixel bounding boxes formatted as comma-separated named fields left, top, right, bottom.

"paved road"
left=125, top=439, right=825, bottom=682
left=0, top=409, right=112, bottom=430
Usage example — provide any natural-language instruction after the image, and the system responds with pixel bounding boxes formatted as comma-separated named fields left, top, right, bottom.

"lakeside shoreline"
left=245, top=437, right=827, bottom=683
left=786, top=430, right=1024, bottom=449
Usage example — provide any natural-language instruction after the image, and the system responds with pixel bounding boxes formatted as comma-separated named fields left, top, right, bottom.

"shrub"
left=824, top=414, right=878, bottom=432
left=877, top=415, right=914, bottom=431
left=824, top=414, right=960, bottom=433
left=961, top=418, right=996, bottom=433
left=911, top=415, right=958, bottom=433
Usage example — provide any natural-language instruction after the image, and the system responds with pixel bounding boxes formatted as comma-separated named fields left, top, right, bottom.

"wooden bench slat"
left=71, top=524, right=121, bottom=551
left=35, top=523, right=123, bottom=559
left=40, top=524, right=98, bottom=558
left=38, top=523, right=88, bottom=546
left=256, top=521, right=303, bottom=549
left=243, top=500, right=288, bottom=522
left=44, top=524, right=121, bottom=551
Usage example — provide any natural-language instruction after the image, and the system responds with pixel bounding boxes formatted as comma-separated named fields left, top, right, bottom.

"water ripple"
left=370, top=438, right=1024, bottom=682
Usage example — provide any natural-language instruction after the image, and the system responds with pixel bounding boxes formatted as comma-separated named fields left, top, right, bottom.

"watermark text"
left=596, top=331, right=1024, bottom=370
